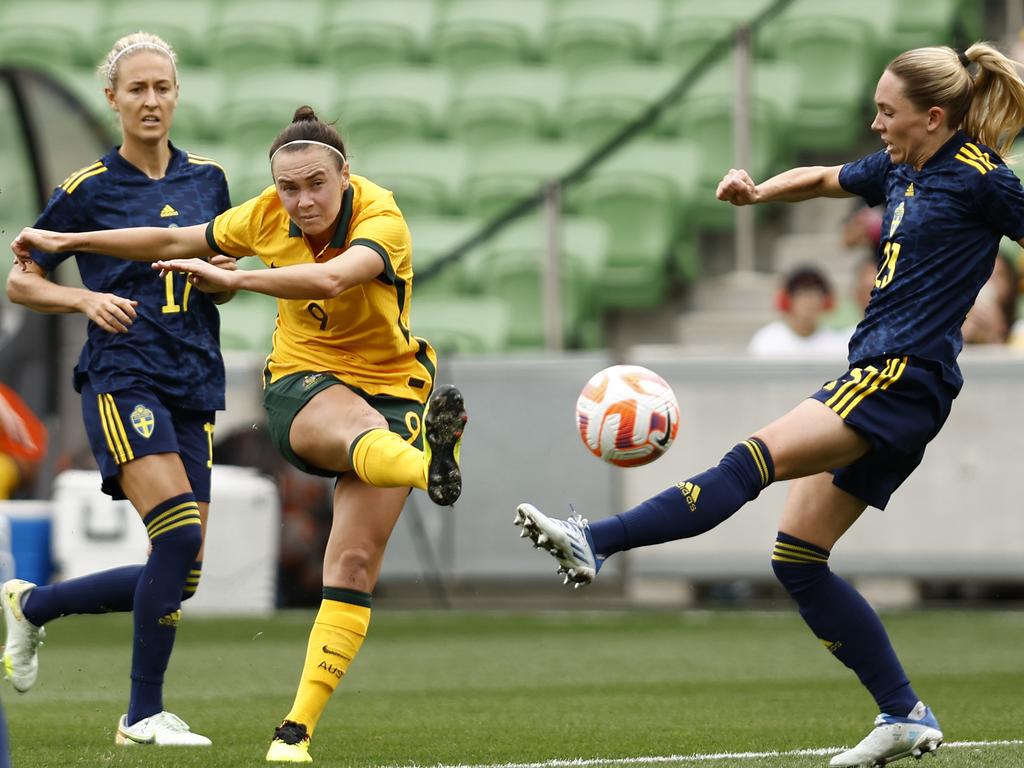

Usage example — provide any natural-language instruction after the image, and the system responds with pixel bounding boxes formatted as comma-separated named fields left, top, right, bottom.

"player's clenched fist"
left=716, top=168, right=759, bottom=206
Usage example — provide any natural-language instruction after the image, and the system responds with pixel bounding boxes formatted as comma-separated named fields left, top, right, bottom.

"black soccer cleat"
left=423, top=384, right=467, bottom=506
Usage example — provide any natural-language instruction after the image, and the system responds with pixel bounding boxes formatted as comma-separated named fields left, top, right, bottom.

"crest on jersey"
left=130, top=404, right=155, bottom=438
left=889, top=202, right=904, bottom=237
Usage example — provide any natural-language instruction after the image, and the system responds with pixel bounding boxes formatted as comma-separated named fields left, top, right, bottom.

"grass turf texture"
left=5, top=610, right=1023, bottom=768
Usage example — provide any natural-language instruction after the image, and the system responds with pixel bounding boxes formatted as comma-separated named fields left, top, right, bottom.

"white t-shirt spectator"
left=748, top=321, right=850, bottom=358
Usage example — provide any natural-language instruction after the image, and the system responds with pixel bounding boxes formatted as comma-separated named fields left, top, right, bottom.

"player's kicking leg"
left=513, top=503, right=603, bottom=587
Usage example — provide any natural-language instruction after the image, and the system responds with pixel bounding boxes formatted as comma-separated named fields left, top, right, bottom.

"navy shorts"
left=80, top=380, right=216, bottom=502
left=810, top=356, right=957, bottom=510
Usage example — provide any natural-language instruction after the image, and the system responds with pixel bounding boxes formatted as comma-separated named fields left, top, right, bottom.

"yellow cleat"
left=266, top=721, right=312, bottom=763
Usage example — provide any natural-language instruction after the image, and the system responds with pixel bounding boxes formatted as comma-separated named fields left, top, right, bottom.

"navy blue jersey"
left=30, top=144, right=231, bottom=410
left=839, top=130, right=1024, bottom=390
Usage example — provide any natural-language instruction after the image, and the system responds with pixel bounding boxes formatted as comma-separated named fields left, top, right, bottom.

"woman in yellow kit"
left=12, top=106, right=468, bottom=764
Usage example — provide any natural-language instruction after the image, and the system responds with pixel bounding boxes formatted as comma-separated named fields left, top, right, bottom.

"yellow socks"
left=284, top=589, right=371, bottom=736
left=349, top=428, right=425, bottom=490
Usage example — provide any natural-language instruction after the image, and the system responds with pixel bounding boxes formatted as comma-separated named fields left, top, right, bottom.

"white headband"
left=270, top=140, right=347, bottom=167
left=107, top=42, right=177, bottom=86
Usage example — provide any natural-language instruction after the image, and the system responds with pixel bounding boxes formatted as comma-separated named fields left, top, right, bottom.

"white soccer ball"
left=575, top=364, right=680, bottom=467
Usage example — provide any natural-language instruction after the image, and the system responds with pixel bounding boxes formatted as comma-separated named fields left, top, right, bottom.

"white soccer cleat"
left=514, top=503, right=603, bottom=588
left=2, top=578, right=44, bottom=692
left=830, top=701, right=943, bottom=767
left=115, top=711, right=212, bottom=746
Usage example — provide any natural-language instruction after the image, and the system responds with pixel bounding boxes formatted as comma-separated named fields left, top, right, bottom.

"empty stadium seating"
left=434, top=0, right=550, bottom=72
left=206, top=0, right=324, bottom=71
left=0, top=0, right=103, bottom=68
left=7, top=0, right=981, bottom=353
left=448, top=66, right=564, bottom=146
left=321, top=1, right=439, bottom=73
left=97, top=0, right=218, bottom=67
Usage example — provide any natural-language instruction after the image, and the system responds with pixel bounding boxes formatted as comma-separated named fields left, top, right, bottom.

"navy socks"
left=22, top=565, right=143, bottom=625
left=772, top=532, right=919, bottom=717
left=590, top=438, right=774, bottom=557
left=126, top=493, right=203, bottom=724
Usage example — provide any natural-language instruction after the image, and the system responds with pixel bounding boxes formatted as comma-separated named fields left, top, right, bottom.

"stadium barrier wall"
left=374, top=350, right=1024, bottom=586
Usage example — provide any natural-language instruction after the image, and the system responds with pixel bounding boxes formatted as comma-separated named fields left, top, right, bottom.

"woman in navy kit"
left=515, top=42, right=1024, bottom=768
left=3, top=32, right=234, bottom=746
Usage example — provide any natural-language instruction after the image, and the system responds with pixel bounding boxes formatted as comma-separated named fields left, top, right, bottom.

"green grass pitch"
left=5, top=609, right=1023, bottom=767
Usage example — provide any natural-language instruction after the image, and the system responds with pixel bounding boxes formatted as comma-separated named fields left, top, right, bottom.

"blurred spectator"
left=0, top=383, right=46, bottom=500
left=748, top=266, right=848, bottom=357
left=962, top=254, right=1019, bottom=345
left=215, top=426, right=332, bottom=607
left=842, top=205, right=883, bottom=252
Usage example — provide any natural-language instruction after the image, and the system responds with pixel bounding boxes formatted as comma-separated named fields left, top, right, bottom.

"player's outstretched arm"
left=717, top=165, right=849, bottom=205
left=6, top=259, right=138, bottom=333
left=155, top=243, right=385, bottom=300
left=11, top=223, right=213, bottom=268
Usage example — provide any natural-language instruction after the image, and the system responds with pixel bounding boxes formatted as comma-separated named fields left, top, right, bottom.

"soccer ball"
left=575, top=365, right=680, bottom=467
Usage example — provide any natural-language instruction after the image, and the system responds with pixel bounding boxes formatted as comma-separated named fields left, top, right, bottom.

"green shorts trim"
left=262, top=370, right=426, bottom=477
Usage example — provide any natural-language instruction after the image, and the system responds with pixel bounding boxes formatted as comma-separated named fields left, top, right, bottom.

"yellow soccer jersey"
left=205, top=174, right=436, bottom=402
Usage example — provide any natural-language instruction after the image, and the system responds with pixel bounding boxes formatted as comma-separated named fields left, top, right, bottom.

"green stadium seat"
left=172, top=69, right=227, bottom=145
left=221, top=68, right=342, bottom=152
left=207, top=0, right=324, bottom=71
left=548, top=0, right=663, bottom=71
left=677, top=95, right=784, bottom=230
left=410, top=295, right=513, bottom=355
left=54, top=69, right=114, bottom=129
left=884, top=0, right=962, bottom=65
left=461, top=141, right=588, bottom=220
left=434, top=0, right=550, bottom=72
left=339, top=67, right=454, bottom=150
left=470, top=215, right=610, bottom=348
left=448, top=66, right=565, bottom=146
left=216, top=292, right=278, bottom=353
left=659, top=0, right=777, bottom=72
left=406, top=215, right=483, bottom=297
left=356, top=141, right=470, bottom=218
left=321, top=0, right=439, bottom=73
left=0, top=0, right=103, bottom=68
left=96, top=0, right=218, bottom=67
left=560, top=65, right=680, bottom=146
left=760, top=14, right=876, bottom=152
left=568, top=140, right=701, bottom=308
left=183, top=143, right=263, bottom=205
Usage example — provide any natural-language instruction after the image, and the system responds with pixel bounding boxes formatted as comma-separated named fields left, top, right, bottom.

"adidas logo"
left=160, top=204, right=179, bottom=217
left=676, top=481, right=701, bottom=512
left=158, top=609, right=181, bottom=628
left=820, top=638, right=843, bottom=655
left=904, top=183, right=914, bottom=197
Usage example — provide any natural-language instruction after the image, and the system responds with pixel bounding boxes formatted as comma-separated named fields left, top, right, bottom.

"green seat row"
left=0, top=0, right=975, bottom=75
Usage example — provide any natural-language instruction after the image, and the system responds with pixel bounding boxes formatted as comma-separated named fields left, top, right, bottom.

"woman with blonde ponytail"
left=5, top=31, right=236, bottom=748
left=516, top=42, right=1024, bottom=768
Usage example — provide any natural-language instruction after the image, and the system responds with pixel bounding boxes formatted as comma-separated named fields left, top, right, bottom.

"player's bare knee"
left=332, top=547, right=375, bottom=591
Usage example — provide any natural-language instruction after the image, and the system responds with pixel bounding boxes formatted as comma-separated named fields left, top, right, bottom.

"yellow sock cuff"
left=316, top=595, right=371, bottom=637
left=349, top=427, right=425, bottom=490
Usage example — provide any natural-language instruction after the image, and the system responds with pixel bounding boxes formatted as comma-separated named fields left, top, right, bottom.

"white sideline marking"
left=385, top=740, right=1024, bottom=768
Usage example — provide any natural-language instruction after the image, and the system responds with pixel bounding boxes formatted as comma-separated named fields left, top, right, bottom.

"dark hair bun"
left=293, top=105, right=317, bottom=123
